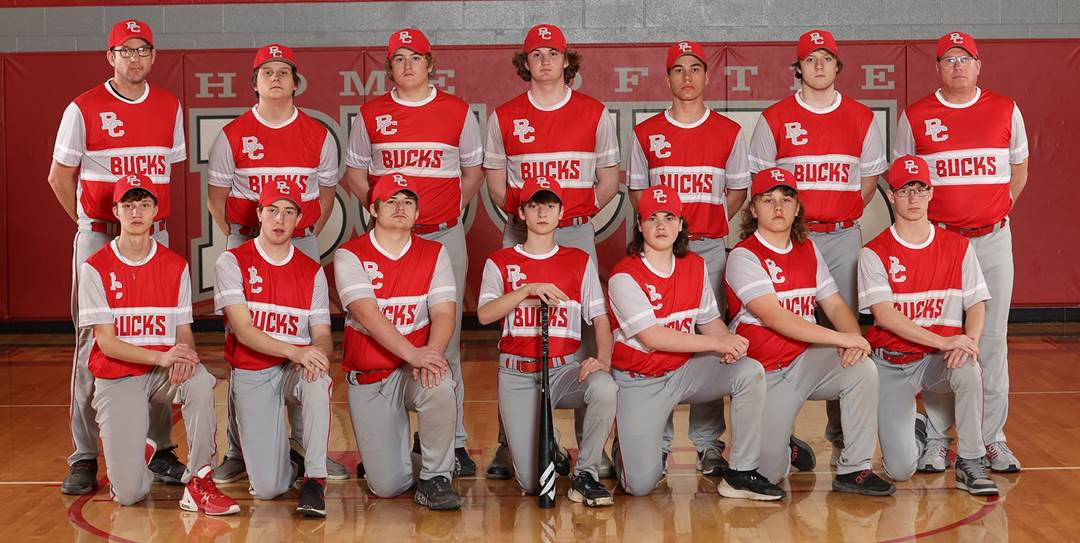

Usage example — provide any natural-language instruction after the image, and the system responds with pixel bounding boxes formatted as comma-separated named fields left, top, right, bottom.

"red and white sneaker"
left=180, top=465, right=240, bottom=516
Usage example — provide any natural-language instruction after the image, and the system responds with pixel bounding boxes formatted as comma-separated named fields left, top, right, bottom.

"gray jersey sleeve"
left=860, top=118, right=888, bottom=176
left=206, top=131, right=236, bottom=188
left=53, top=102, right=86, bottom=167
left=178, top=265, right=193, bottom=326
left=309, top=268, right=332, bottom=326
left=697, top=258, right=722, bottom=325
left=458, top=110, right=484, bottom=167
left=594, top=108, right=621, bottom=168
left=477, top=258, right=505, bottom=308
left=77, top=263, right=112, bottom=328
left=1009, top=103, right=1029, bottom=164
left=581, top=257, right=607, bottom=323
left=428, top=247, right=457, bottom=307
left=627, top=135, right=650, bottom=190
left=857, top=248, right=892, bottom=314
left=213, top=252, right=247, bottom=314
left=725, top=127, right=753, bottom=190
left=961, top=242, right=992, bottom=309
left=482, top=111, right=507, bottom=170
left=316, top=130, right=340, bottom=187
left=725, top=247, right=775, bottom=305
left=333, top=248, right=374, bottom=308
left=345, top=114, right=372, bottom=170
left=747, top=116, right=777, bottom=173
left=812, top=242, right=840, bottom=301
left=169, top=105, right=187, bottom=164
left=893, top=111, right=916, bottom=160
left=608, top=272, right=660, bottom=339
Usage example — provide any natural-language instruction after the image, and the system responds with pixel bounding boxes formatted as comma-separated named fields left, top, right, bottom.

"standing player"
left=343, top=28, right=484, bottom=475
left=894, top=31, right=1029, bottom=473
left=483, top=23, right=620, bottom=479
left=861, top=156, right=996, bottom=496
left=476, top=178, right=617, bottom=507
left=608, top=185, right=783, bottom=500
left=628, top=40, right=751, bottom=477
left=334, top=175, right=463, bottom=510
left=214, top=183, right=333, bottom=517
left=726, top=168, right=893, bottom=495
left=48, top=19, right=186, bottom=495
left=82, top=175, right=238, bottom=515
left=748, top=29, right=888, bottom=468
left=207, top=43, right=346, bottom=483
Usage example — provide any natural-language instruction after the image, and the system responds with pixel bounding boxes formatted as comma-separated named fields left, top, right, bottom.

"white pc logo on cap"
left=126, top=21, right=141, bottom=33
left=538, top=27, right=551, bottom=39
left=126, top=175, right=141, bottom=186
left=392, top=174, right=408, bottom=187
left=276, top=181, right=291, bottom=193
left=651, top=188, right=668, bottom=203
left=770, top=169, right=785, bottom=181
left=535, top=178, right=551, bottom=189
left=809, top=32, right=824, bottom=44
left=904, top=160, right=919, bottom=174
left=950, top=32, right=964, bottom=44
left=268, top=45, right=282, bottom=57
left=678, top=41, right=692, bottom=52
left=399, top=30, right=412, bottom=43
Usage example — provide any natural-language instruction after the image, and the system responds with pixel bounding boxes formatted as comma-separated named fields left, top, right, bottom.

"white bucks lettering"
left=241, top=136, right=264, bottom=160
left=364, top=261, right=384, bottom=290
left=109, top=272, right=124, bottom=300
left=645, top=283, right=663, bottom=310
left=512, top=119, right=535, bottom=143
left=924, top=118, right=949, bottom=142
left=247, top=266, right=264, bottom=294
left=888, top=256, right=908, bottom=283
left=784, top=122, right=808, bottom=146
left=648, top=134, right=671, bottom=158
left=100, top=112, right=125, bottom=138
left=764, top=259, right=786, bottom=284
left=506, top=264, right=527, bottom=290
left=375, top=114, right=398, bottom=136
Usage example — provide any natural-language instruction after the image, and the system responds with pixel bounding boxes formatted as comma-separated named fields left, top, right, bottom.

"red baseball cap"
left=113, top=173, right=158, bottom=204
left=637, top=185, right=683, bottom=219
left=253, top=43, right=297, bottom=70
left=259, top=180, right=302, bottom=210
left=752, top=168, right=798, bottom=197
left=797, top=29, right=839, bottom=60
left=937, top=31, right=979, bottom=58
left=387, top=28, right=431, bottom=58
left=108, top=19, right=153, bottom=49
left=519, top=177, right=563, bottom=204
left=667, top=40, right=707, bottom=70
left=523, top=24, right=567, bottom=53
left=371, top=174, right=419, bottom=203
left=887, top=155, right=933, bottom=190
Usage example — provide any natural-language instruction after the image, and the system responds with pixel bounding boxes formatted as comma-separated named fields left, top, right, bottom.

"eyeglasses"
left=938, top=55, right=976, bottom=67
left=111, top=46, right=153, bottom=59
left=894, top=186, right=931, bottom=198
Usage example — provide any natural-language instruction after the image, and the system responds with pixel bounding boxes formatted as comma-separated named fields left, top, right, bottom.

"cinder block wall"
left=1, top=0, right=1078, bottom=52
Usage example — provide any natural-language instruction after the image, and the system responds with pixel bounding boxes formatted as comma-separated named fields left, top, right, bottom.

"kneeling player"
left=334, top=175, right=463, bottom=510
left=725, top=168, right=893, bottom=496
left=861, top=157, right=995, bottom=495
left=608, top=185, right=783, bottom=500
left=477, top=178, right=617, bottom=506
left=83, top=175, right=237, bottom=514
left=214, top=183, right=333, bottom=517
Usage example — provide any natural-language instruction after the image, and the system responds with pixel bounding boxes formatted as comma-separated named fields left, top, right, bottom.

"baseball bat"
left=537, top=301, right=556, bottom=508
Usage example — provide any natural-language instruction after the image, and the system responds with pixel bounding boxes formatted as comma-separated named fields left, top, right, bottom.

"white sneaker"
left=917, top=439, right=950, bottom=473
left=985, top=441, right=1021, bottom=473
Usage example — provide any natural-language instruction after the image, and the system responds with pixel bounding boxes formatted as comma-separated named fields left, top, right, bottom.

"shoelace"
left=960, top=460, right=990, bottom=480
left=431, top=476, right=453, bottom=492
left=987, top=442, right=1012, bottom=461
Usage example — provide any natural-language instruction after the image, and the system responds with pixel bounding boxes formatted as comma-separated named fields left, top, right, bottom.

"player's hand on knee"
left=291, top=346, right=330, bottom=375
left=835, top=333, right=871, bottom=354
left=524, top=283, right=570, bottom=305
left=405, top=346, right=449, bottom=375
left=940, top=334, right=979, bottom=357
left=577, top=356, right=610, bottom=381
left=413, top=367, right=443, bottom=388
left=839, top=346, right=869, bottom=368
left=713, top=333, right=749, bottom=360
left=944, top=348, right=976, bottom=369
left=168, top=360, right=197, bottom=385
left=156, top=344, right=198, bottom=369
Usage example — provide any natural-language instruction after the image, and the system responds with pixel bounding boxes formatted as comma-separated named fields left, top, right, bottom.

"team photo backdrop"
left=1, top=39, right=1076, bottom=319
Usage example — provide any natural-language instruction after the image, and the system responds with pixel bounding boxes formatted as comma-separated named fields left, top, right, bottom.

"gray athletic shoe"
left=955, top=457, right=999, bottom=496
left=696, top=446, right=728, bottom=477
left=985, top=441, right=1021, bottom=473
left=213, top=456, right=247, bottom=484
left=61, top=459, right=98, bottom=495
left=918, top=439, right=950, bottom=473
left=325, top=456, right=349, bottom=480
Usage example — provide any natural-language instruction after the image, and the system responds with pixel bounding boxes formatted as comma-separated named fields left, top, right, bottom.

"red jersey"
left=479, top=245, right=606, bottom=359
left=608, top=252, right=720, bottom=376
left=859, top=226, right=989, bottom=358
left=53, top=82, right=185, bottom=229
left=78, top=241, right=192, bottom=379
left=748, top=92, right=886, bottom=223
left=214, top=239, right=331, bottom=371
left=207, top=107, right=338, bottom=232
left=333, top=233, right=456, bottom=374
left=484, top=89, right=620, bottom=223
left=345, top=87, right=483, bottom=226
left=895, top=88, right=1029, bottom=229
left=725, top=233, right=838, bottom=371
left=629, top=109, right=751, bottom=238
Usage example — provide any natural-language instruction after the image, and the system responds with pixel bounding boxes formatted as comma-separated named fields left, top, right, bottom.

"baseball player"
left=48, top=18, right=186, bottom=495
left=862, top=156, right=996, bottom=496
left=82, top=174, right=238, bottom=515
left=214, top=183, right=333, bottom=518
left=608, top=184, right=783, bottom=501
left=333, top=175, right=463, bottom=510
left=894, top=31, right=1029, bottom=474
left=748, top=29, right=888, bottom=469
left=725, top=168, right=893, bottom=496
left=476, top=178, right=617, bottom=506
left=483, top=23, right=620, bottom=480
left=207, top=43, right=346, bottom=483
left=627, top=40, right=752, bottom=477
left=343, top=28, right=484, bottom=476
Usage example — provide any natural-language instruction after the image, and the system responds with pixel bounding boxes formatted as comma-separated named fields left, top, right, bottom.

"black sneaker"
left=955, top=457, right=999, bottom=496
left=568, top=471, right=614, bottom=507
left=717, top=469, right=786, bottom=501
left=554, top=444, right=572, bottom=477
left=411, top=431, right=421, bottom=455
left=833, top=469, right=896, bottom=496
left=61, top=459, right=98, bottom=495
left=296, top=478, right=326, bottom=517
left=414, top=475, right=462, bottom=510
left=149, top=446, right=187, bottom=485
left=696, top=446, right=728, bottom=477
left=356, top=462, right=366, bottom=479
left=454, top=447, right=477, bottom=477
left=789, top=436, right=816, bottom=472
left=485, top=443, right=513, bottom=480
